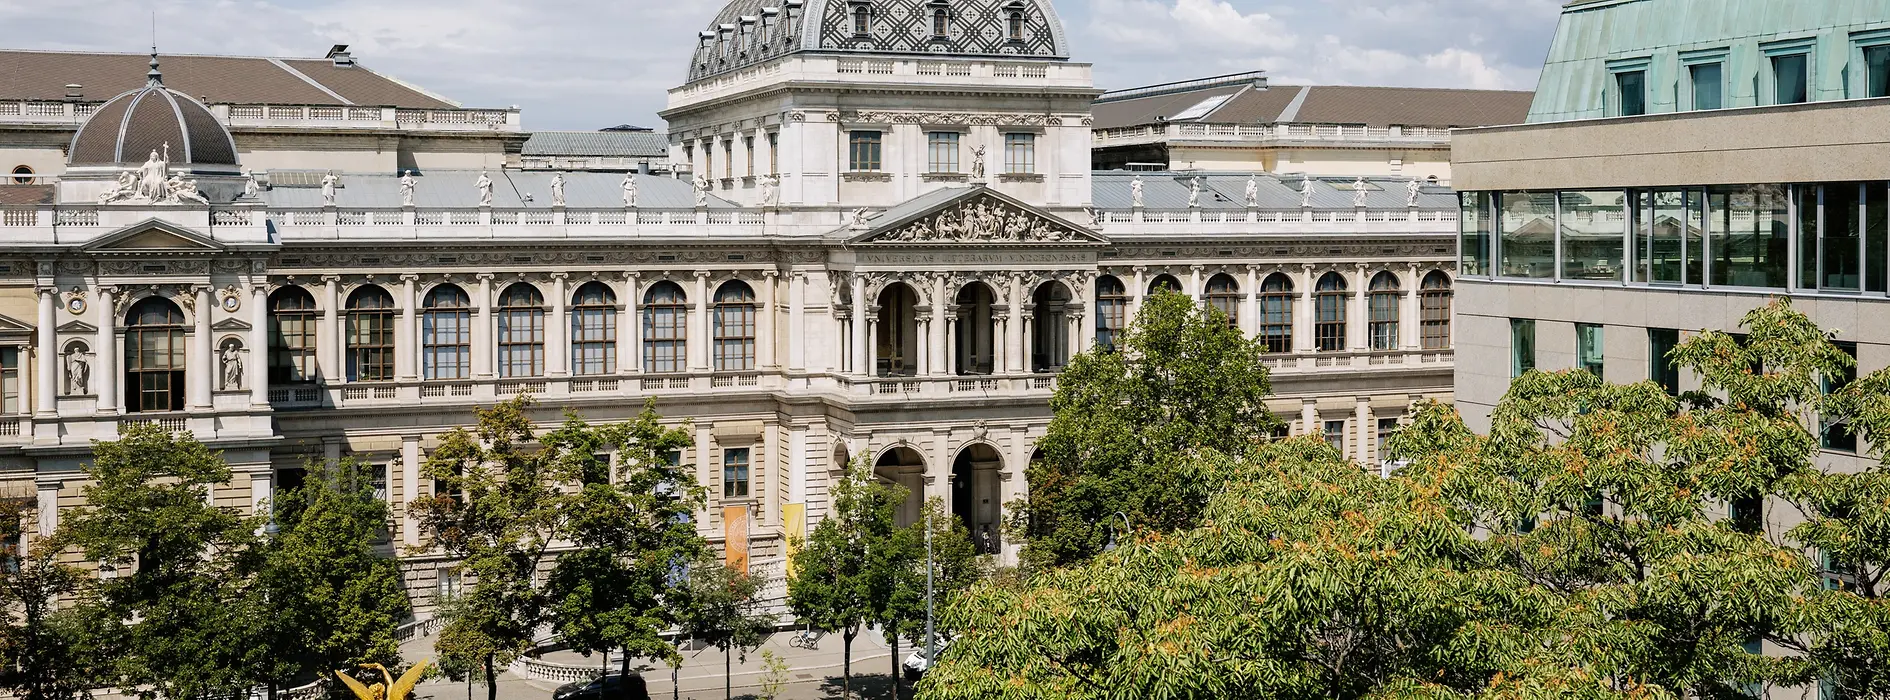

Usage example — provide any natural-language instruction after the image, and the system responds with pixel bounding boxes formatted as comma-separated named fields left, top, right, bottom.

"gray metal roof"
left=1090, top=172, right=1456, bottom=210
left=258, top=170, right=733, bottom=209
left=522, top=131, right=670, bottom=158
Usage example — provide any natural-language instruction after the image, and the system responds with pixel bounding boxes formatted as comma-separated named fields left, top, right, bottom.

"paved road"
left=406, top=627, right=926, bottom=700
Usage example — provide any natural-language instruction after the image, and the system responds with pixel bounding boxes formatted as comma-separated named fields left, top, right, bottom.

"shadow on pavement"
left=815, top=672, right=900, bottom=699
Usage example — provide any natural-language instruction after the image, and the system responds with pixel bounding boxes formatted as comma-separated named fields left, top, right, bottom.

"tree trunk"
left=843, top=632, right=854, bottom=700
left=726, top=646, right=733, bottom=700
left=620, top=646, right=632, bottom=700
left=484, top=654, right=498, bottom=700
left=890, top=631, right=900, bottom=700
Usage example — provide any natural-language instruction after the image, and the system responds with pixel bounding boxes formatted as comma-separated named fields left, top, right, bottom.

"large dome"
left=67, top=55, right=238, bottom=169
left=687, top=0, right=1070, bottom=82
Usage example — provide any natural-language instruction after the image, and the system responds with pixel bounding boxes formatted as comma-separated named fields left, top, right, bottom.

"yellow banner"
left=781, top=503, right=806, bottom=578
left=723, top=506, right=750, bottom=572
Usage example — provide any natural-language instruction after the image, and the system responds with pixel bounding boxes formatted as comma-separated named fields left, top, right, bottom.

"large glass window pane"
left=1616, top=71, right=1646, bottom=116
left=1649, top=328, right=1680, bottom=395
left=1648, top=190, right=1688, bottom=283
left=1799, top=186, right=1820, bottom=288
left=1498, top=192, right=1555, bottom=279
left=1686, top=189, right=1707, bottom=285
left=1576, top=323, right=1605, bottom=378
left=1773, top=54, right=1808, bottom=104
left=1460, top=192, right=1491, bottom=276
left=1559, top=190, right=1627, bottom=280
left=1822, top=342, right=1858, bottom=452
left=1510, top=319, right=1536, bottom=378
left=1868, top=45, right=1890, bottom=98
left=1869, top=184, right=1887, bottom=293
left=1690, top=63, right=1723, bottom=110
left=1632, top=191, right=1652, bottom=283
left=1824, top=183, right=1863, bottom=291
left=1709, top=185, right=1790, bottom=289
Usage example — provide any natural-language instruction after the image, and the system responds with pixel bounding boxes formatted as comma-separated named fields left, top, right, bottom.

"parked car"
left=553, top=672, right=649, bottom=700
left=902, top=638, right=953, bottom=680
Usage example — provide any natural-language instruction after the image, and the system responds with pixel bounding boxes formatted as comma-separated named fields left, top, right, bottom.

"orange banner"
left=723, top=505, right=750, bottom=572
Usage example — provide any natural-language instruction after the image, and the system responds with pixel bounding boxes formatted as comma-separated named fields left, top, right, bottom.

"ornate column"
left=692, top=271, right=711, bottom=372
left=397, top=275, right=417, bottom=381
left=548, top=273, right=569, bottom=377
left=849, top=275, right=867, bottom=376
left=1402, top=264, right=1421, bottom=351
left=1348, top=264, right=1367, bottom=351
left=1020, top=304, right=1035, bottom=373
left=249, top=284, right=269, bottom=408
left=1355, top=396, right=1373, bottom=464
left=621, top=273, right=640, bottom=374
left=189, top=286, right=212, bottom=410
left=787, top=272, right=805, bottom=372
left=866, top=312, right=880, bottom=378
left=1065, top=309, right=1082, bottom=360
left=1129, top=266, right=1146, bottom=319
left=1295, top=265, right=1315, bottom=353
left=401, top=435, right=421, bottom=547
left=760, top=271, right=779, bottom=370
left=473, top=274, right=494, bottom=379
left=1189, top=265, right=1204, bottom=301
left=1299, top=398, right=1317, bottom=437
left=943, top=315, right=959, bottom=376
left=1243, top=266, right=1260, bottom=337
left=94, top=285, right=116, bottom=415
left=929, top=275, right=948, bottom=376
left=1006, top=274, right=1025, bottom=374
left=35, top=288, right=55, bottom=416
left=915, top=311, right=931, bottom=377
left=323, top=276, right=341, bottom=383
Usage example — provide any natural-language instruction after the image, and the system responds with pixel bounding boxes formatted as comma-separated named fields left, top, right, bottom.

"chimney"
left=63, top=84, right=83, bottom=101
left=326, top=44, right=355, bottom=67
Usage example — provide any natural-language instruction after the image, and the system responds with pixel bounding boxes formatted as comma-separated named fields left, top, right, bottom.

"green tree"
left=545, top=401, right=705, bottom=697
left=251, top=458, right=412, bottom=692
left=788, top=459, right=908, bottom=700
left=54, top=424, right=268, bottom=699
left=679, top=556, right=776, bottom=700
left=882, top=498, right=984, bottom=700
left=0, top=502, right=88, bottom=700
left=410, top=396, right=579, bottom=700
left=1019, top=289, right=1277, bottom=567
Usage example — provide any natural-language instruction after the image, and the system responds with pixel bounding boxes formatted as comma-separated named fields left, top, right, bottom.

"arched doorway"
left=873, top=446, right=926, bottom=527
left=954, top=282, right=996, bottom=375
left=1030, top=281, right=1071, bottom=372
left=875, top=283, right=919, bottom=377
left=950, top=443, right=1003, bottom=554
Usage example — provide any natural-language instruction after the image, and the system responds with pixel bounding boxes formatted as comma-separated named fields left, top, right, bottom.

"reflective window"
left=1459, top=192, right=1491, bottom=276
left=1823, top=183, right=1863, bottom=291
left=927, top=132, right=960, bottom=173
left=1708, top=185, right=1790, bottom=289
left=1576, top=323, right=1604, bottom=378
left=1822, top=342, right=1858, bottom=452
left=1773, top=54, right=1809, bottom=104
left=1639, top=190, right=1699, bottom=284
left=713, top=281, right=757, bottom=372
left=1798, top=185, right=1819, bottom=288
left=1510, top=319, right=1535, bottom=378
left=1649, top=328, right=1680, bottom=395
left=496, top=284, right=545, bottom=378
left=1689, top=63, right=1723, bottom=110
left=1559, top=190, right=1627, bottom=281
left=571, top=282, right=617, bottom=376
left=1004, top=133, right=1035, bottom=174
left=1314, top=272, right=1347, bottom=352
left=268, top=287, right=318, bottom=384
left=1616, top=70, right=1647, bottom=116
left=422, top=286, right=471, bottom=381
left=1367, top=272, right=1400, bottom=351
left=848, top=131, right=882, bottom=171
left=1258, top=274, right=1294, bottom=354
left=643, top=282, right=688, bottom=374
left=1094, top=276, right=1127, bottom=352
left=1868, top=45, right=1890, bottom=98
left=1204, top=274, right=1240, bottom=327
left=346, top=286, right=396, bottom=382
left=1419, top=272, right=1451, bottom=350
left=723, top=447, right=751, bottom=498
left=1869, top=184, right=1888, bottom=293
left=125, top=297, right=186, bottom=413
left=1498, top=191, right=1555, bottom=279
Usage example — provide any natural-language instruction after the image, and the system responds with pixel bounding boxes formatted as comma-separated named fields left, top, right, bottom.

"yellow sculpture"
left=336, top=660, right=432, bottom=700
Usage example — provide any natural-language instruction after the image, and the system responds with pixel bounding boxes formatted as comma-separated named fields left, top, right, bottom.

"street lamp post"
left=924, top=501, right=936, bottom=680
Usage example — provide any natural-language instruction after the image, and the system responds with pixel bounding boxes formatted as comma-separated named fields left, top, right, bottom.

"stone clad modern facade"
left=0, top=0, right=1463, bottom=612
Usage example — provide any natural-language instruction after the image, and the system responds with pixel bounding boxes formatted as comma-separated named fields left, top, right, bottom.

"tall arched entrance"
left=873, top=445, right=926, bottom=527
left=875, top=283, right=920, bottom=377
left=950, top=443, right=1003, bottom=554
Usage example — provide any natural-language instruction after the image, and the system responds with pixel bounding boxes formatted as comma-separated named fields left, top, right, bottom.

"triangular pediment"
left=848, top=186, right=1107, bottom=246
left=80, top=218, right=223, bottom=253
left=57, top=319, right=98, bottom=334
left=211, top=317, right=252, bottom=332
left=0, top=313, right=30, bottom=339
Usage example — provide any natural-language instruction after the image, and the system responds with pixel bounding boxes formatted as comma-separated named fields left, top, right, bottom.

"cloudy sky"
left=0, top=0, right=1562, bottom=131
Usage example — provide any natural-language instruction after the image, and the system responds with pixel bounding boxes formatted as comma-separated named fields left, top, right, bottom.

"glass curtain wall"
left=1498, top=191, right=1555, bottom=278
left=1708, top=185, right=1790, bottom=288
left=1823, top=183, right=1863, bottom=291
left=1460, top=192, right=1491, bottom=276
left=1560, top=190, right=1626, bottom=280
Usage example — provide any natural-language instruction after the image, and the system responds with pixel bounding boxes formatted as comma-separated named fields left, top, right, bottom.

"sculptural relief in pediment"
left=867, top=195, right=1098, bottom=245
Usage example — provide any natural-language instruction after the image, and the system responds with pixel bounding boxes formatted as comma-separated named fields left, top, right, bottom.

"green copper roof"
left=1528, top=0, right=1890, bottom=122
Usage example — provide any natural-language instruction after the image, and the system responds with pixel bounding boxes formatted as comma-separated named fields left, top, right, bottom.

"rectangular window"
left=1004, top=133, right=1035, bottom=174
left=1773, top=54, right=1809, bottom=104
left=927, top=132, right=960, bottom=173
left=423, top=309, right=471, bottom=380
left=743, top=136, right=755, bottom=177
left=271, top=307, right=318, bottom=383
left=1510, top=319, right=1536, bottom=378
left=1376, top=417, right=1400, bottom=458
left=767, top=132, right=778, bottom=175
left=571, top=307, right=617, bottom=376
left=1869, top=183, right=1888, bottom=294
left=347, top=309, right=395, bottom=382
left=1730, top=494, right=1764, bottom=535
left=848, top=131, right=882, bottom=171
left=1323, top=420, right=1346, bottom=453
left=1560, top=190, right=1627, bottom=281
left=1460, top=192, right=1492, bottom=276
left=1799, top=185, right=1820, bottom=289
left=1576, top=323, right=1605, bottom=378
left=1689, top=63, right=1723, bottom=110
left=1868, top=45, right=1890, bottom=98
left=437, top=567, right=463, bottom=601
left=1498, top=191, right=1555, bottom=279
left=1823, top=182, right=1863, bottom=291
left=1368, top=290, right=1399, bottom=351
left=1822, top=341, right=1858, bottom=453
left=1708, top=185, right=1790, bottom=288
left=644, top=304, right=686, bottom=374
left=722, top=447, right=750, bottom=498
left=1616, top=70, right=1647, bottom=116
left=1649, top=328, right=1680, bottom=395
left=1643, top=190, right=1692, bottom=284
left=1314, top=290, right=1346, bottom=352
left=0, top=347, right=16, bottom=414
left=723, top=140, right=734, bottom=179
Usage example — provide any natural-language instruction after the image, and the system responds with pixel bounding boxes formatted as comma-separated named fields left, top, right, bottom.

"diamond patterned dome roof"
left=67, top=55, right=239, bottom=168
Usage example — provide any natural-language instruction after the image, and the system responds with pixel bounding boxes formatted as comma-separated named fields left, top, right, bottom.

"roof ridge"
left=0, top=48, right=336, bottom=61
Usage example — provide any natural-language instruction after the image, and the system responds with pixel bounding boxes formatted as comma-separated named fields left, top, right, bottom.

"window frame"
left=1204, top=273, right=1240, bottom=328
left=571, top=281, right=618, bottom=376
left=268, top=287, right=319, bottom=385
left=1576, top=322, right=1605, bottom=378
left=1258, top=273, right=1294, bottom=354
left=926, top=131, right=961, bottom=174
left=9, top=165, right=33, bottom=185
left=1313, top=272, right=1347, bottom=352
left=345, top=286, right=396, bottom=382
left=847, top=130, right=883, bottom=172
left=422, top=285, right=472, bottom=381
left=1003, top=132, right=1036, bottom=174
left=1760, top=39, right=1815, bottom=106
left=496, top=284, right=546, bottom=379
left=124, top=297, right=186, bottom=413
left=1366, top=271, right=1400, bottom=351
left=643, top=282, right=689, bottom=374
left=722, top=447, right=751, bottom=498
left=1419, top=271, right=1452, bottom=350
left=712, top=281, right=758, bottom=372
left=1510, top=318, right=1536, bottom=378
left=1094, top=276, right=1128, bottom=352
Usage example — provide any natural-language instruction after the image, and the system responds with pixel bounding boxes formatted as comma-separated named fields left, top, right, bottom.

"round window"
left=10, top=165, right=33, bottom=185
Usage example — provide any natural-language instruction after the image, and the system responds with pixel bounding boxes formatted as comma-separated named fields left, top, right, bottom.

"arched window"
left=497, top=283, right=545, bottom=378
left=422, top=285, right=471, bottom=380
left=268, top=287, right=318, bottom=384
left=347, top=286, right=396, bottom=381
left=1007, top=10, right=1024, bottom=40
left=1031, top=282, right=1071, bottom=372
left=1368, top=272, right=1401, bottom=351
left=713, top=281, right=757, bottom=372
left=955, top=283, right=997, bottom=375
left=1147, top=274, right=1182, bottom=296
left=853, top=5, right=870, bottom=34
left=1094, top=275, right=1128, bottom=352
left=571, top=282, right=617, bottom=376
left=1258, top=274, right=1294, bottom=354
left=1314, top=272, right=1348, bottom=352
left=876, top=284, right=919, bottom=377
left=1205, top=273, right=1240, bottom=327
left=644, top=282, right=688, bottom=374
left=932, top=8, right=948, bottom=36
left=1420, top=271, right=1453, bottom=350
left=124, top=297, right=185, bottom=413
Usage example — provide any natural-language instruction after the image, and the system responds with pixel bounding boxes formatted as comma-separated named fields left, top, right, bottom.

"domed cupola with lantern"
left=58, top=52, right=248, bottom=207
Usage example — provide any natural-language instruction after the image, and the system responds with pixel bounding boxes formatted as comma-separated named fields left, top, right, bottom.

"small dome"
left=687, top=0, right=1070, bottom=82
left=67, top=55, right=238, bottom=168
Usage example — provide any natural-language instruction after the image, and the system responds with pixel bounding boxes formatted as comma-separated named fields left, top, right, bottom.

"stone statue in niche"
left=969, top=145, right=986, bottom=180
left=549, top=173, right=566, bottom=207
left=321, top=171, right=339, bottom=206
left=399, top=170, right=416, bottom=207
left=621, top=173, right=639, bottom=208
left=64, top=346, right=89, bottom=396
left=220, top=342, right=244, bottom=391
left=475, top=171, right=494, bottom=207
left=1130, top=175, right=1144, bottom=208
left=757, top=174, right=778, bottom=206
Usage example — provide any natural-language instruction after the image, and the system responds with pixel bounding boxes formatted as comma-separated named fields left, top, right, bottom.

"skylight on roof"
left=1169, top=94, right=1234, bottom=121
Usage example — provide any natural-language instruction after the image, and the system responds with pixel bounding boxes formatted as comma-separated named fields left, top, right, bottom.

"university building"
left=0, top=0, right=1461, bottom=611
